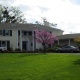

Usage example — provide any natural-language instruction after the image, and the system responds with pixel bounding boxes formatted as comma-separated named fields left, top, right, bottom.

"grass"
left=0, top=53, right=80, bottom=80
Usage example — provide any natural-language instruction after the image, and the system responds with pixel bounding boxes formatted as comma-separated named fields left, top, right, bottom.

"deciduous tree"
left=35, top=30, right=58, bottom=53
left=0, top=5, right=27, bottom=23
left=74, top=37, right=80, bottom=48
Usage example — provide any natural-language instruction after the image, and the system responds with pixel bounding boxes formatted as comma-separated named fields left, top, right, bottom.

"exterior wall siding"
left=0, top=29, right=18, bottom=50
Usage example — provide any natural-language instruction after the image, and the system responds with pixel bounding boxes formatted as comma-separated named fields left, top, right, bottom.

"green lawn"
left=0, top=53, right=80, bottom=80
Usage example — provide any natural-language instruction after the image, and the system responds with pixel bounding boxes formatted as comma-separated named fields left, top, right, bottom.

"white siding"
left=0, top=29, right=18, bottom=50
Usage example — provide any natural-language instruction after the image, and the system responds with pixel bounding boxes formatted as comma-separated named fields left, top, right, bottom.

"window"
left=2, top=41, right=6, bottom=47
left=0, top=41, right=10, bottom=48
left=0, top=30, right=2, bottom=35
left=3, top=30, right=12, bottom=36
left=5, top=30, right=10, bottom=36
left=28, top=31, right=32, bottom=35
left=24, top=31, right=27, bottom=35
left=22, top=31, right=27, bottom=36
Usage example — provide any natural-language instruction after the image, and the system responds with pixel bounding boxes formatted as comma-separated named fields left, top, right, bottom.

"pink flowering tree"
left=35, top=30, right=58, bottom=54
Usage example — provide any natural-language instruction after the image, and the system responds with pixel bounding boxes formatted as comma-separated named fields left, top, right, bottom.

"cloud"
left=1, top=0, right=80, bottom=34
left=37, top=6, right=49, bottom=13
left=70, top=0, right=80, bottom=5
left=17, top=5, right=31, bottom=12
left=0, top=0, right=16, bottom=6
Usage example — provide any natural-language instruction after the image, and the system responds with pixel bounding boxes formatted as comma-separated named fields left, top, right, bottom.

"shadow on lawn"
left=73, top=59, right=80, bottom=65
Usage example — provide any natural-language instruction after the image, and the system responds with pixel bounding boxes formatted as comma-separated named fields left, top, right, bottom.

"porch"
left=18, top=30, right=35, bottom=51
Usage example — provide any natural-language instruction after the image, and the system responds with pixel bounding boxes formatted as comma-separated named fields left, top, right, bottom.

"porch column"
left=32, top=31, right=34, bottom=51
left=69, top=39, right=70, bottom=46
left=20, top=30, right=22, bottom=50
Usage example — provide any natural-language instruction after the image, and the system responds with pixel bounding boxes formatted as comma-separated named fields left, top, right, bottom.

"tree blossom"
left=35, top=30, right=58, bottom=53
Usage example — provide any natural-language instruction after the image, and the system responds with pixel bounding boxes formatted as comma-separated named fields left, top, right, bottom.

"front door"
left=22, top=41, right=27, bottom=51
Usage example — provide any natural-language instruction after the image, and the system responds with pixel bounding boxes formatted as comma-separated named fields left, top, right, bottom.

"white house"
left=0, top=23, right=63, bottom=51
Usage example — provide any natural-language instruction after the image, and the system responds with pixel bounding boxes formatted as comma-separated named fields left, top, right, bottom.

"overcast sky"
left=1, top=0, right=80, bottom=34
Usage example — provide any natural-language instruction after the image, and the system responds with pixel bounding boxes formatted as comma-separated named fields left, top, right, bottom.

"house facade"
left=0, top=23, right=63, bottom=51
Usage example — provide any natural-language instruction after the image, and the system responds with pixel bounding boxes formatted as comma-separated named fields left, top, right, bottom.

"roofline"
left=58, top=33, right=80, bottom=39
left=0, top=23, right=63, bottom=32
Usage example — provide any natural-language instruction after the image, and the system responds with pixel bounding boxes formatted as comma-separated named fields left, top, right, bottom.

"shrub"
left=15, top=48, right=21, bottom=52
left=7, top=47, right=13, bottom=51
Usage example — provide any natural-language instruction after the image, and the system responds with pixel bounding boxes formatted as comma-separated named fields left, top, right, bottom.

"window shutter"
left=31, top=43, right=33, bottom=46
left=7, top=41, right=10, bottom=49
left=10, top=30, right=12, bottom=36
left=3, top=30, right=5, bottom=36
left=24, top=31, right=27, bottom=35
left=18, top=30, right=20, bottom=35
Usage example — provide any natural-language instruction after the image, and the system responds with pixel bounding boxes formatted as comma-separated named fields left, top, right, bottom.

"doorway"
left=22, top=41, right=27, bottom=51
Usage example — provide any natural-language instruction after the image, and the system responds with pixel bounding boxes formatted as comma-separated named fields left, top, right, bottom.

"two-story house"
left=0, top=23, right=63, bottom=51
